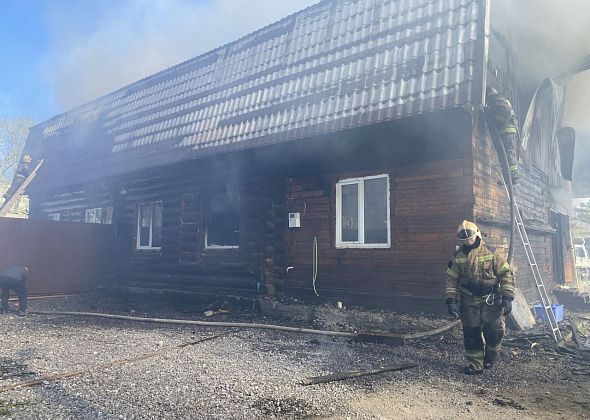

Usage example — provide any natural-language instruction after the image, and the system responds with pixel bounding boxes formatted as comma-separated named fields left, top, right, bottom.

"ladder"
left=504, top=185, right=563, bottom=342
left=488, top=125, right=563, bottom=342
left=0, top=159, right=44, bottom=218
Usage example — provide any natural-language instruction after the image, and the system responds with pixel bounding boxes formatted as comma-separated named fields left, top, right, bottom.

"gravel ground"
left=0, top=295, right=589, bottom=419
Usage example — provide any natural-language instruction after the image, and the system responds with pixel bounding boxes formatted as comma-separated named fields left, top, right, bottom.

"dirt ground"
left=0, top=295, right=589, bottom=419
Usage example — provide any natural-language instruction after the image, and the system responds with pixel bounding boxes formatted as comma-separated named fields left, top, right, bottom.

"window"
left=47, top=213, right=60, bottom=221
left=335, top=174, right=390, bottom=248
left=137, top=202, right=163, bottom=250
left=205, top=189, right=240, bottom=249
left=85, top=208, right=103, bottom=224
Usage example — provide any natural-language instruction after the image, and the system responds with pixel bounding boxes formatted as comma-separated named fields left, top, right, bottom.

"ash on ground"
left=0, top=295, right=588, bottom=419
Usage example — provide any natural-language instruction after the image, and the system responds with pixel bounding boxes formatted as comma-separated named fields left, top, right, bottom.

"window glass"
left=364, top=177, right=388, bottom=244
left=139, top=204, right=152, bottom=247
left=95, top=208, right=103, bottom=223
left=341, top=183, right=359, bottom=242
left=336, top=175, right=390, bottom=248
left=152, top=202, right=163, bottom=248
left=85, top=208, right=103, bottom=223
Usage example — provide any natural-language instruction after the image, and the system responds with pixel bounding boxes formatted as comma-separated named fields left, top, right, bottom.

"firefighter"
left=485, top=87, right=520, bottom=183
left=0, top=266, right=29, bottom=316
left=445, top=220, right=515, bottom=374
left=3, top=154, right=32, bottom=200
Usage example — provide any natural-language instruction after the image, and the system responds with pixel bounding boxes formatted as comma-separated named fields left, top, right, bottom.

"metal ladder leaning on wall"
left=0, top=159, right=44, bottom=218
left=489, top=125, right=563, bottom=342
left=502, top=182, right=563, bottom=342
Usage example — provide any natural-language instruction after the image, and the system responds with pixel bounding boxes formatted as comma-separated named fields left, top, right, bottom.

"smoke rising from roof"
left=43, top=0, right=318, bottom=111
left=491, top=0, right=590, bottom=131
left=491, top=0, right=590, bottom=195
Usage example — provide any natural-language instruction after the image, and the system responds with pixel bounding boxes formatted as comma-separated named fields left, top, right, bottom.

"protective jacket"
left=446, top=239, right=515, bottom=301
left=0, top=265, right=28, bottom=313
left=485, top=88, right=520, bottom=179
left=0, top=266, right=28, bottom=286
left=486, top=92, right=518, bottom=136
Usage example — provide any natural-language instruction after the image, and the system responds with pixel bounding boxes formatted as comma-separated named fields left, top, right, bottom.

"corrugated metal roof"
left=29, top=0, right=487, bottom=185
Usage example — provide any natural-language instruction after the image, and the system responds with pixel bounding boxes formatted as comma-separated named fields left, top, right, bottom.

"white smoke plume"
left=491, top=0, right=590, bottom=131
left=43, top=0, right=318, bottom=111
left=492, top=0, right=590, bottom=195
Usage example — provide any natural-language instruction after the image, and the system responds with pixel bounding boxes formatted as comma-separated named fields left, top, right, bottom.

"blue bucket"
left=534, top=304, right=564, bottom=323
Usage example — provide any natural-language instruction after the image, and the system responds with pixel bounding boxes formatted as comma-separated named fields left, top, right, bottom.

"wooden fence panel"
left=0, top=218, right=111, bottom=295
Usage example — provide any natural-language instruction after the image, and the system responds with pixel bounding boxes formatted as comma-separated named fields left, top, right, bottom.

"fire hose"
left=28, top=309, right=459, bottom=341
left=0, top=307, right=458, bottom=392
left=483, top=111, right=516, bottom=265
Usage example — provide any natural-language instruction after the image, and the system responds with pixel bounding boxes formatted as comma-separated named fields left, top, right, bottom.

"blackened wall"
left=29, top=109, right=474, bottom=312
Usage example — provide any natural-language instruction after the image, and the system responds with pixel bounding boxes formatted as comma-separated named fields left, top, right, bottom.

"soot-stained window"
left=206, top=186, right=240, bottom=249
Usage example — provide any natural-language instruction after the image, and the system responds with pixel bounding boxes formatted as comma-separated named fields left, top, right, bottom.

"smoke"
left=43, top=0, right=318, bottom=111
left=491, top=0, right=590, bottom=196
left=491, top=0, right=590, bottom=130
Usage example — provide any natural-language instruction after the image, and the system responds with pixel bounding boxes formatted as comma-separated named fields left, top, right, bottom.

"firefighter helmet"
left=22, top=155, right=31, bottom=163
left=457, top=220, right=481, bottom=241
left=485, top=87, right=499, bottom=106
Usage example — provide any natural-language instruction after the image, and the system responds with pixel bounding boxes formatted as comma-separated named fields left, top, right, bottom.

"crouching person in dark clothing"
left=0, top=266, right=29, bottom=316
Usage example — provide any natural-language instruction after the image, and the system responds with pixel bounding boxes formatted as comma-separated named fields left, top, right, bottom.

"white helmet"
left=457, top=220, right=482, bottom=241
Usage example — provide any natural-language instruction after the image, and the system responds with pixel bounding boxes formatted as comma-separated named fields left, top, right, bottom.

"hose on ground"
left=28, top=310, right=460, bottom=341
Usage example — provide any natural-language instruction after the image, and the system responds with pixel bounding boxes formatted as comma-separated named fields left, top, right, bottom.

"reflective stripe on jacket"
left=446, top=242, right=515, bottom=300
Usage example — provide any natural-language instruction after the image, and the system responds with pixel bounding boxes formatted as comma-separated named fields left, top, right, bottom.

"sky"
left=0, top=0, right=589, bottom=131
left=0, top=0, right=318, bottom=123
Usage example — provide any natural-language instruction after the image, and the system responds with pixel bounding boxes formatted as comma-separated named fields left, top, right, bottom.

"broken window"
left=336, top=175, right=390, bottom=248
left=85, top=207, right=103, bottom=224
left=137, top=202, right=162, bottom=250
left=205, top=188, right=240, bottom=249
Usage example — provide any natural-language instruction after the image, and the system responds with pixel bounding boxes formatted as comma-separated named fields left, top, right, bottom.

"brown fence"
left=0, top=218, right=112, bottom=295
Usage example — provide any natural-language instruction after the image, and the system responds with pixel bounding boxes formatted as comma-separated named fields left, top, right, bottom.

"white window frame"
left=85, top=207, right=103, bottom=224
left=47, top=213, right=60, bottom=221
left=136, top=201, right=162, bottom=250
left=335, top=174, right=391, bottom=249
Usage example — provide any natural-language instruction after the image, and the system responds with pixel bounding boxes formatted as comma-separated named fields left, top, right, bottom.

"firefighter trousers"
left=460, top=293, right=505, bottom=371
left=0, top=279, right=27, bottom=313
left=500, top=132, right=519, bottom=177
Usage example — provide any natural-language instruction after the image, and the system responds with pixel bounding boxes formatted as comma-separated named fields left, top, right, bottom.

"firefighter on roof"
left=445, top=220, right=515, bottom=374
left=485, top=87, right=520, bottom=184
left=3, top=154, right=32, bottom=200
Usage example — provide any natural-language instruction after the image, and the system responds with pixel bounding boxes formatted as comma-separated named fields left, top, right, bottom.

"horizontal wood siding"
left=282, top=158, right=473, bottom=310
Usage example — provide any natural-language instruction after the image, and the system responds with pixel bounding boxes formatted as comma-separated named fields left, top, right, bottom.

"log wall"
left=29, top=109, right=474, bottom=312
left=30, top=157, right=271, bottom=296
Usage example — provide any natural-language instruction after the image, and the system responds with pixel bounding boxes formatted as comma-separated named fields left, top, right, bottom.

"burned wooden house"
left=22, top=0, right=577, bottom=311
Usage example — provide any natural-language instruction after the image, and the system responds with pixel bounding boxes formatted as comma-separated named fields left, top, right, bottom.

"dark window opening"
left=206, top=190, right=240, bottom=248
